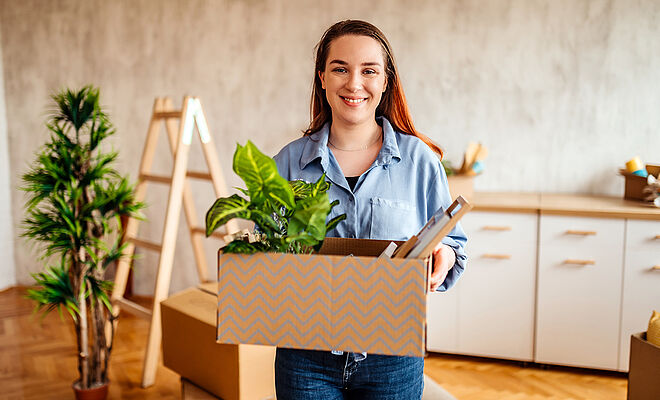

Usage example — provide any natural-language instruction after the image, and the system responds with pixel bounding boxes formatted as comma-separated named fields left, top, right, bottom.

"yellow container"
left=626, top=156, right=644, bottom=173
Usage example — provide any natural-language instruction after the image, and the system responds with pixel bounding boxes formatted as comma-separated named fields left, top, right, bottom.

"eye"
left=332, top=67, right=347, bottom=73
left=363, top=69, right=377, bottom=75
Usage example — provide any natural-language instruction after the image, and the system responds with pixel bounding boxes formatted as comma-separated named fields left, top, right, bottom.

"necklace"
left=328, top=131, right=383, bottom=152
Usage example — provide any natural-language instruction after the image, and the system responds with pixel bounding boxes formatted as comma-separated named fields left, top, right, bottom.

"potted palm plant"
left=21, top=86, right=143, bottom=399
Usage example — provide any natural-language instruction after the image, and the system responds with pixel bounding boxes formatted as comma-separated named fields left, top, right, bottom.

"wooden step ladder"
left=111, top=96, right=238, bottom=387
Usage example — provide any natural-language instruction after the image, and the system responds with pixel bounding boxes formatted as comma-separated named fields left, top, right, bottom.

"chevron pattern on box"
left=217, top=252, right=427, bottom=357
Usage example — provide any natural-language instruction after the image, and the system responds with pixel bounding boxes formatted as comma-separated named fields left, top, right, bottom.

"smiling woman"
left=271, top=20, right=467, bottom=400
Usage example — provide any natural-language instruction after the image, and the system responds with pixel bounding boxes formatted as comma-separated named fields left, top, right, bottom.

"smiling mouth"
left=341, top=96, right=367, bottom=104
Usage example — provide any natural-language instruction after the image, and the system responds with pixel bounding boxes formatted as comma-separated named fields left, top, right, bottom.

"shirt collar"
left=299, top=116, right=402, bottom=171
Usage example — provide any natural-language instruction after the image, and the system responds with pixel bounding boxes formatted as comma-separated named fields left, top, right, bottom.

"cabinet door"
left=536, top=215, right=624, bottom=370
left=456, top=211, right=537, bottom=360
left=426, top=289, right=459, bottom=353
left=619, top=219, right=660, bottom=371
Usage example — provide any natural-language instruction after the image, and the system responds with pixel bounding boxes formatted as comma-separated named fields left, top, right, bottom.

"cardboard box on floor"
left=627, top=332, right=660, bottom=400
left=216, top=237, right=431, bottom=357
left=161, top=283, right=275, bottom=400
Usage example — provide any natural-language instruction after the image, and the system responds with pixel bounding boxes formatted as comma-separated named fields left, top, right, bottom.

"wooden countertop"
left=472, top=192, right=660, bottom=220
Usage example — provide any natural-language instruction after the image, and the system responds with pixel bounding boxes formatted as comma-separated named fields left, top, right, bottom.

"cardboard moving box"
left=627, top=332, right=660, bottom=400
left=161, top=284, right=275, bottom=400
left=216, top=237, right=430, bottom=357
left=620, top=164, right=660, bottom=201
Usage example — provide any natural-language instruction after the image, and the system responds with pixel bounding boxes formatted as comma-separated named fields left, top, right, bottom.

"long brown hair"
left=304, top=20, right=443, bottom=157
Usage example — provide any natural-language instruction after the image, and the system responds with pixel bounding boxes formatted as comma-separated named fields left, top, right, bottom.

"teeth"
left=343, top=97, right=365, bottom=104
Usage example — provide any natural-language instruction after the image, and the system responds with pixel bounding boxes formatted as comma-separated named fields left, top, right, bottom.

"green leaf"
left=26, top=264, right=79, bottom=322
left=289, top=174, right=331, bottom=201
left=326, top=213, right=347, bottom=233
left=288, top=193, right=332, bottom=242
left=205, top=194, right=282, bottom=236
left=221, top=240, right=267, bottom=254
left=290, top=180, right=313, bottom=200
left=205, top=194, right=250, bottom=236
left=233, top=141, right=294, bottom=209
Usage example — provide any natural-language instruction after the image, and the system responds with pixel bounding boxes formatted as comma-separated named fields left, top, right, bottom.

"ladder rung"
left=115, top=297, right=152, bottom=320
left=140, top=171, right=212, bottom=184
left=128, top=237, right=163, bottom=252
left=186, top=171, right=212, bottom=180
left=153, top=111, right=182, bottom=119
left=140, top=173, right=171, bottom=184
left=191, top=226, right=228, bottom=240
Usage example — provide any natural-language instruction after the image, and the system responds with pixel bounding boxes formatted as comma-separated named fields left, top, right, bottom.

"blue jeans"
left=275, top=348, right=424, bottom=400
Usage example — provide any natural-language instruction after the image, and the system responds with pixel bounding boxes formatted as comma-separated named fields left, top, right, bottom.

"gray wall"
left=2, top=0, right=659, bottom=294
left=0, top=19, right=15, bottom=290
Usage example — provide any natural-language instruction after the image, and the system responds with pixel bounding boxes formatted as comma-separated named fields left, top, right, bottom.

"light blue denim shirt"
left=273, top=116, right=468, bottom=292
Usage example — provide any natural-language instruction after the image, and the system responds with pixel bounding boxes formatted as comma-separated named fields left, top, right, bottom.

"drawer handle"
left=565, top=230, right=597, bottom=236
left=652, top=265, right=660, bottom=271
left=482, top=225, right=512, bottom=231
left=564, top=259, right=595, bottom=265
left=482, top=254, right=512, bottom=260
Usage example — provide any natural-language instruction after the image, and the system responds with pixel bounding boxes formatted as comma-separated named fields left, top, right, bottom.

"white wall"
left=0, top=20, right=16, bottom=290
left=2, top=0, right=659, bottom=293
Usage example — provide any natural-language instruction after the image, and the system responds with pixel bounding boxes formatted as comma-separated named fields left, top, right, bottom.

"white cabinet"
left=426, top=288, right=459, bottom=353
left=619, top=219, right=660, bottom=371
left=426, top=198, right=659, bottom=372
left=427, top=211, right=537, bottom=361
left=535, top=215, right=624, bottom=370
left=457, top=211, right=537, bottom=360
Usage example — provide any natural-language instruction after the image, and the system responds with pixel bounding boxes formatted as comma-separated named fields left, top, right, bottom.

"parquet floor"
left=0, top=286, right=627, bottom=399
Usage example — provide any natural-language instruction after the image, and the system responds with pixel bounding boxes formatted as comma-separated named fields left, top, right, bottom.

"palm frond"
left=26, top=264, right=79, bottom=322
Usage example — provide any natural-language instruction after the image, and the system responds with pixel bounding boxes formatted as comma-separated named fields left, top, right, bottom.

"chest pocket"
left=369, top=197, right=418, bottom=241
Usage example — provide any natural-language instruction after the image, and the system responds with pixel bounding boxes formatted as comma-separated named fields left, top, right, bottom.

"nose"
left=345, top=71, right=362, bottom=93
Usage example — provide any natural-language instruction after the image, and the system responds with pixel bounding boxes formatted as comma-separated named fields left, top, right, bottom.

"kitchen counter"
left=473, top=192, right=660, bottom=220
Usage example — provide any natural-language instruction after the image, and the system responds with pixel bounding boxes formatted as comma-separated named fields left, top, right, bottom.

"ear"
left=319, top=71, right=326, bottom=90
left=382, top=76, right=387, bottom=93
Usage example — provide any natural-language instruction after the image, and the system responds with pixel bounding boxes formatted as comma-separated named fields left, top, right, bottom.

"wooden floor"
left=0, top=286, right=627, bottom=399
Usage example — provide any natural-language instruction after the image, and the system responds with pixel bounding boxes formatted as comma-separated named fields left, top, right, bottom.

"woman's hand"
left=429, top=243, right=456, bottom=292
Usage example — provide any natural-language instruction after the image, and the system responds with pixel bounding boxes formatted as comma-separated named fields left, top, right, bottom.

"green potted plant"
left=205, top=141, right=345, bottom=253
left=21, top=86, right=143, bottom=399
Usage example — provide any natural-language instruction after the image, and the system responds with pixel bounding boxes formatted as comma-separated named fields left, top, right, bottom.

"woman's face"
left=319, top=35, right=387, bottom=128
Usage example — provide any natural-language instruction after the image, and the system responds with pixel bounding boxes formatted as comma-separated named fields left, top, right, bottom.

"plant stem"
left=90, top=294, right=105, bottom=384
left=78, top=251, right=89, bottom=389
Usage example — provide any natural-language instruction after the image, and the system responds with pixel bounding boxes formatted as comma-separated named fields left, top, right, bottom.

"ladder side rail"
left=141, top=97, right=195, bottom=387
left=194, top=98, right=240, bottom=235
left=112, top=98, right=165, bottom=303
left=163, top=98, right=210, bottom=283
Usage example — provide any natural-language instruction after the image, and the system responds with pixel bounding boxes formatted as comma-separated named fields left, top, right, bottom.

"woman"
left=273, top=20, right=467, bottom=399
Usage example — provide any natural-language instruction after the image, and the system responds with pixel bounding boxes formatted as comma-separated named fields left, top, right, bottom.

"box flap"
left=162, top=288, right=216, bottom=326
left=318, top=237, right=399, bottom=257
